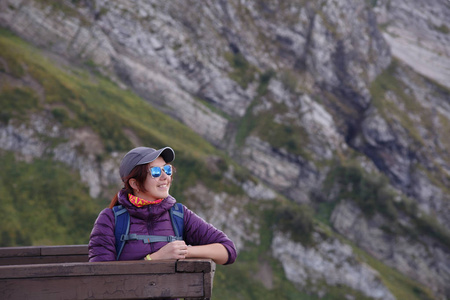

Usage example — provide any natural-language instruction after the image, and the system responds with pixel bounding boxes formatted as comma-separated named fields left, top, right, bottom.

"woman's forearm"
left=186, top=243, right=229, bottom=265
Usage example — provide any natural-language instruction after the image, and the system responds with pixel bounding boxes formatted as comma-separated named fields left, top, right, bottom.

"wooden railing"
left=0, top=245, right=216, bottom=300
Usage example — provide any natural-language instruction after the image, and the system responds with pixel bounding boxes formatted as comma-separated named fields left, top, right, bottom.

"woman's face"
left=136, top=156, right=172, bottom=201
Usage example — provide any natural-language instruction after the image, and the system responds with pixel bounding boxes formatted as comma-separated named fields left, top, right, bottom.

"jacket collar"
left=117, top=189, right=176, bottom=220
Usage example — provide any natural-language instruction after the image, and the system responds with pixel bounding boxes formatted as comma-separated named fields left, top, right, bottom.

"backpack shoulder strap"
left=112, top=205, right=130, bottom=260
left=113, top=203, right=184, bottom=259
left=169, top=203, right=184, bottom=239
left=120, top=204, right=184, bottom=244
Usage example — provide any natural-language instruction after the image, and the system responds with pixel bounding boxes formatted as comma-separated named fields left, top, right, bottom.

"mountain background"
left=1, top=0, right=449, bottom=299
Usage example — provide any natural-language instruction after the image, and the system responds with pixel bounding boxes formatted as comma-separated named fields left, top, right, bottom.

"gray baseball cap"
left=119, top=146, right=175, bottom=179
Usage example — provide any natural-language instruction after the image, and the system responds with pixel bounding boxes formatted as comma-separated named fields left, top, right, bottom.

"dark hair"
left=109, top=164, right=149, bottom=208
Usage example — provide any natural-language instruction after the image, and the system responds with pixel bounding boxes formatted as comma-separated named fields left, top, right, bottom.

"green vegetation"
left=273, top=202, right=315, bottom=245
left=51, top=107, right=71, bottom=124
left=368, top=61, right=450, bottom=248
left=264, top=118, right=310, bottom=157
left=280, top=69, right=299, bottom=94
left=0, top=152, right=102, bottom=246
left=194, top=95, right=231, bottom=120
left=0, top=38, right=25, bottom=77
left=324, top=160, right=450, bottom=249
left=257, top=69, right=275, bottom=95
left=214, top=251, right=310, bottom=300
left=370, top=60, right=432, bottom=146
left=325, top=161, right=397, bottom=219
left=366, top=0, right=378, bottom=8
left=236, top=96, right=310, bottom=158
left=231, top=64, right=309, bottom=158
left=407, top=203, right=450, bottom=248
left=171, top=152, right=245, bottom=199
left=0, top=87, right=40, bottom=124
left=34, top=0, right=91, bottom=25
left=314, top=201, right=337, bottom=227
left=224, top=51, right=257, bottom=89
left=351, top=242, right=435, bottom=300
left=433, top=24, right=449, bottom=34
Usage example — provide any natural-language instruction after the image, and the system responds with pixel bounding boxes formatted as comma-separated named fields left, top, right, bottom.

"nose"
left=159, top=169, right=169, bottom=179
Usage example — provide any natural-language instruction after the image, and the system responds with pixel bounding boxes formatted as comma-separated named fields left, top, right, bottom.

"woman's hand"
left=149, top=241, right=189, bottom=260
left=147, top=241, right=229, bottom=265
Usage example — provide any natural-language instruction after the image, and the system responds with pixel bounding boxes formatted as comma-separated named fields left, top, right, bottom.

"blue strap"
left=112, top=205, right=130, bottom=260
left=170, top=203, right=184, bottom=239
left=122, top=234, right=182, bottom=243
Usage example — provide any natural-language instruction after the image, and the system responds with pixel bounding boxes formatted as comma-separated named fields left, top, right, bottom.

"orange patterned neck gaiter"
left=128, top=194, right=163, bottom=207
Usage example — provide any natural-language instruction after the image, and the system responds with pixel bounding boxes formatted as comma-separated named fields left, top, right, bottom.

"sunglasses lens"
left=164, top=165, right=172, bottom=176
left=150, top=167, right=161, bottom=178
left=149, top=165, right=172, bottom=178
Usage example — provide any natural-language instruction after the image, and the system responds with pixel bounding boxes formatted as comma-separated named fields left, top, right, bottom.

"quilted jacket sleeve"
left=88, top=208, right=116, bottom=262
left=183, top=206, right=237, bottom=265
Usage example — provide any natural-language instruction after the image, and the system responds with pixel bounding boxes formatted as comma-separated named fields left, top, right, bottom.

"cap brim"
left=137, top=147, right=175, bottom=165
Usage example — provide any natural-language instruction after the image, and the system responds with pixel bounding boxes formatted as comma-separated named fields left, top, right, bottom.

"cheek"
left=143, top=178, right=156, bottom=191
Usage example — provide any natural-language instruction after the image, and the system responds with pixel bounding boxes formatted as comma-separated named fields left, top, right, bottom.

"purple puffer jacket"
left=88, top=189, right=237, bottom=264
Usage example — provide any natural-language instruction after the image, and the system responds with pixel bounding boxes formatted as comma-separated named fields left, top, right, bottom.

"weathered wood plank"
left=177, top=259, right=216, bottom=299
left=0, top=261, right=177, bottom=279
left=40, top=245, right=88, bottom=256
left=0, top=255, right=87, bottom=266
left=0, top=246, right=41, bottom=257
left=203, top=265, right=215, bottom=298
left=0, top=245, right=88, bottom=258
left=0, top=272, right=205, bottom=300
left=0, top=245, right=89, bottom=265
left=177, top=259, right=214, bottom=273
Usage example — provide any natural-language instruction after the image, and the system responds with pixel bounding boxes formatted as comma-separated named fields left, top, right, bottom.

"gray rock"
left=331, top=200, right=450, bottom=299
left=374, top=0, right=450, bottom=89
left=273, top=231, right=396, bottom=300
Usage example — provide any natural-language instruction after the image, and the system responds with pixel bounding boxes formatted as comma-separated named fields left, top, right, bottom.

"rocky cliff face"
left=1, top=0, right=449, bottom=299
left=374, top=0, right=450, bottom=89
left=331, top=200, right=450, bottom=299
left=273, top=231, right=396, bottom=300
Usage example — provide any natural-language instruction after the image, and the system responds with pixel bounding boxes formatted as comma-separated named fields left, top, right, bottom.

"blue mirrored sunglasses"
left=149, top=165, right=173, bottom=178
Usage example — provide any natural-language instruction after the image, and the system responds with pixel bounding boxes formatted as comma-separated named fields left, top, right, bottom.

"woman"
left=89, top=146, right=236, bottom=265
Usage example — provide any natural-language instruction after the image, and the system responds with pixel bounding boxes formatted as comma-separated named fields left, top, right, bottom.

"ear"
left=129, top=178, right=139, bottom=191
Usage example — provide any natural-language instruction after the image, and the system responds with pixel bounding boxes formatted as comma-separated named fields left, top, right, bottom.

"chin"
left=159, top=192, right=169, bottom=199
